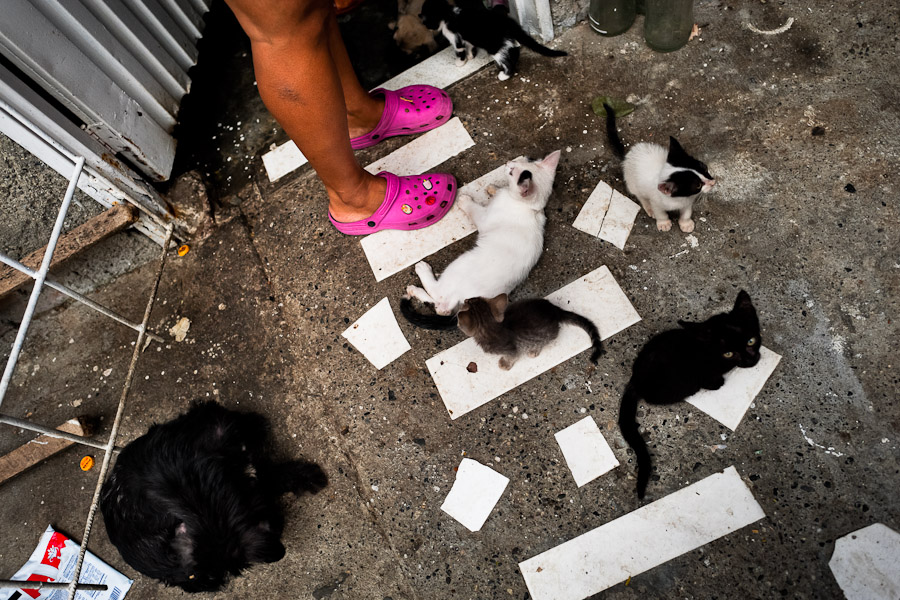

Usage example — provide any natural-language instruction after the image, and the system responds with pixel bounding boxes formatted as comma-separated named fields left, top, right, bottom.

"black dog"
left=100, top=401, right=327, bottom=592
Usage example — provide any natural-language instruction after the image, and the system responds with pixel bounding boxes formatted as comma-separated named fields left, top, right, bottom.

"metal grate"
left=0, top=156, right=174, bottom=599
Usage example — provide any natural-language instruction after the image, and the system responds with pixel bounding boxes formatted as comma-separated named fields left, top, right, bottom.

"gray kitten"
left=456, top=294, right=603, bottom=370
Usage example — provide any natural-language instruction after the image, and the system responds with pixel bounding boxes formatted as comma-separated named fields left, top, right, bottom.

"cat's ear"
left=731, top=290, right=755, bottom=316
left=658, top=181, right=676, bottom=196
left=487, top=294, right=508, bottom=322
left=539, top=150, right=561, bottom=171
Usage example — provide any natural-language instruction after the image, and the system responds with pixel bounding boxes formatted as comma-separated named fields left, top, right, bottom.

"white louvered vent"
left=0, top=0, right=211, bottom=181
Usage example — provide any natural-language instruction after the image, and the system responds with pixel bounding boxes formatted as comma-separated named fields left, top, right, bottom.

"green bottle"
left=589, top=0, right=637, bottom=37
left=643, top=0, right=693, bottom=52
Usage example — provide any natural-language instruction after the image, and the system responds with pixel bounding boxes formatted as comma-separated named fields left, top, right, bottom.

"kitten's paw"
left=498, top=357, right=514, bottom=370
left=485, top=184, right=497, bottom=196
left=705, top=376, right=726, bottom=390
left=414, top=261, right=431, bottom=278
left=455, top=57, right=468, bottom=67
left=405, top=285, right=419, bottom=298
left=498, top=71, right=511, bottom=81
left=527, top=349, right=541, bottom=358
left=643, top=206, right=655, bottom=218
left=656, top=220, right=673, bottom=232
left=678, top=218, right=695, bottom=233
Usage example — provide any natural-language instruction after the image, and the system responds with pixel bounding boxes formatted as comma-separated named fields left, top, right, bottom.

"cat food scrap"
left=169, top=316, right=191, bottom=342
left=689, top=23, right=701, bottom=41
left=467, top=361, right=478, bottom=373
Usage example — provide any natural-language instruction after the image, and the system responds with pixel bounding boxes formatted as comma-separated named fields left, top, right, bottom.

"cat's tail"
left=619, top=382, right=651, bottom=499
left=603, top=102, right=627, bottom=160
left=400, top=297, right=458, bottom=330
left=558, top=309, right=603, bottom=364
left=513, top=28, right=568, bottom=57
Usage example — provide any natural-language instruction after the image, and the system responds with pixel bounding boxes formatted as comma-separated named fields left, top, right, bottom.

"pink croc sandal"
left=350, top=86, right=453, bottom=150
left=329, top=172, right=457, bottom=235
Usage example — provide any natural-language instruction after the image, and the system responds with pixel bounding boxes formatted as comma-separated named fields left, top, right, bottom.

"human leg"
left=225, top=0, right=384, bottom=221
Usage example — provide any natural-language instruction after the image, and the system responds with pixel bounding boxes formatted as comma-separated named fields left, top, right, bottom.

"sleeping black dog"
left=100, top=401, right=327, bottom=592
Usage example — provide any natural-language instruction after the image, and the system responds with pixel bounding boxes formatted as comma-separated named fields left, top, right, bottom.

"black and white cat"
left=604, top=102, right=716, bottom=233
left=401, top=150, right=561, bottom=328
left=619, top=290, right=761, bottom=499
left=420, top=0, right=567, bottom=80
left=456, top=294, right=603, bottom=369
left=100, top=402, right=327, bottom=592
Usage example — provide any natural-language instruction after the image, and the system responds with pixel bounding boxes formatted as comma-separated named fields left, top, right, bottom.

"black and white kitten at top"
left=619, top=290, right=761, bottom=499
left=604, top=102, right=716, bottom=233
left=420, top=0, right=567, bottom=81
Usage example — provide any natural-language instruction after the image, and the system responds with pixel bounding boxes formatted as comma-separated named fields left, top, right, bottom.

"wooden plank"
left=0, top=204, right=137, bottom=298
left=0, top=418, right=90, bottom=485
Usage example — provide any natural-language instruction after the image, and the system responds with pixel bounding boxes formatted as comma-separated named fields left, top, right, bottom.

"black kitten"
left=100, top=401, right=327, bottom=592
left=420, top=0, right=567, bottom=81
left=619, top=291, right=761, bottom=499
left=456, top=294, right=603, bottom=369
left=604, top=102, right=716, bottom=233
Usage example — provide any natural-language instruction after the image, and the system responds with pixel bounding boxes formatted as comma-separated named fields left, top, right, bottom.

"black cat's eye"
left=747, top=337, right=757, bottom=346
left=723, top=351, right=734, bottom=358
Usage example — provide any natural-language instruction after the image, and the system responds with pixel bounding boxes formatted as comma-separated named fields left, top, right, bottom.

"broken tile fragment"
left=341, top=298, right=410, bottom=370
left=440, top=458, right=509, bottom=532
left=554, top=416, right=619, bottom=487
left=829, top=523, right=900, bottom=600
left=519, top=466, right=765, bottom=600
left=686, top=346, right=782, bottom=431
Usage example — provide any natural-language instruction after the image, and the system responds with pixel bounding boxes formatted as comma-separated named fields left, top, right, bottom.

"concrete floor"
left=2, top=0, right=899, bottom=598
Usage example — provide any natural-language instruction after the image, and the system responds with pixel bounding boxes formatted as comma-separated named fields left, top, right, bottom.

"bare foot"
left=678, top=219, right=695, bottom=233
left=328, top=175, right=388, bottom=223
left=656, top=219, right=673, bottom=232
left=347, top=97, right=386, bottom=140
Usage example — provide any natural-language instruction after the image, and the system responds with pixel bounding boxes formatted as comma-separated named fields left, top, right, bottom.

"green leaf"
left=591, top=96, right=636, bottom=118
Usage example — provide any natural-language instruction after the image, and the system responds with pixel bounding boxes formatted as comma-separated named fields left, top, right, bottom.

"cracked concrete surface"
left=1, top=0, right=899, bottom=598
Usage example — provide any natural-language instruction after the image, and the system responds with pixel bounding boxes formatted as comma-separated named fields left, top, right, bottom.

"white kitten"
left=405, top=150, right=561, bottom=316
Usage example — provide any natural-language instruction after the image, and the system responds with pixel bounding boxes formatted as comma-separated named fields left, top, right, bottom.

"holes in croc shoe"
left=426, top=215, right=435, bottom=221
left=372, top=134, right=380, bottom=140
left=405, top=108, right=410, bottom=113
left=405, top=189, right=410, bottom=194
left=447, top=183, right=454, bottom=191
left=367, top=221, right=376, bottom=227
left=440, top=200, right=448, bottom=208
left=436, top=115, right=443, bottom=120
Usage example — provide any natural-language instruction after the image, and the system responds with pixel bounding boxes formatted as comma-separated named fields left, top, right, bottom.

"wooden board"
left=0, top=203, right=136, bottom=298
left=0, top=418, right=89, bottom=485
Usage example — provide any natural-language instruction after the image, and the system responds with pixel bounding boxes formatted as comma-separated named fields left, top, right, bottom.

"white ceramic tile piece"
left=361, top=162, right=510, bottom=281
left=519, top=466, right=765, bottom=600
left=598, top=190, right=641, bottom=250
left=364, top=116, right=473, bottom=175
left=380, top=47, right=493, bottom=91
left=262, top=140, right=308, bottom=182
left=829, top=523, right=900, bottom=600
left=426, top=266, right=641, bottom=419
left=554, top=416, right=619, bottom=487
left=686, top=346, right=782, bottom=431
left=440, top=458, right=510, bottom=532
left=571, top=180, right=613, bottom=236
left=341, top=298, right=410, bottom=370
